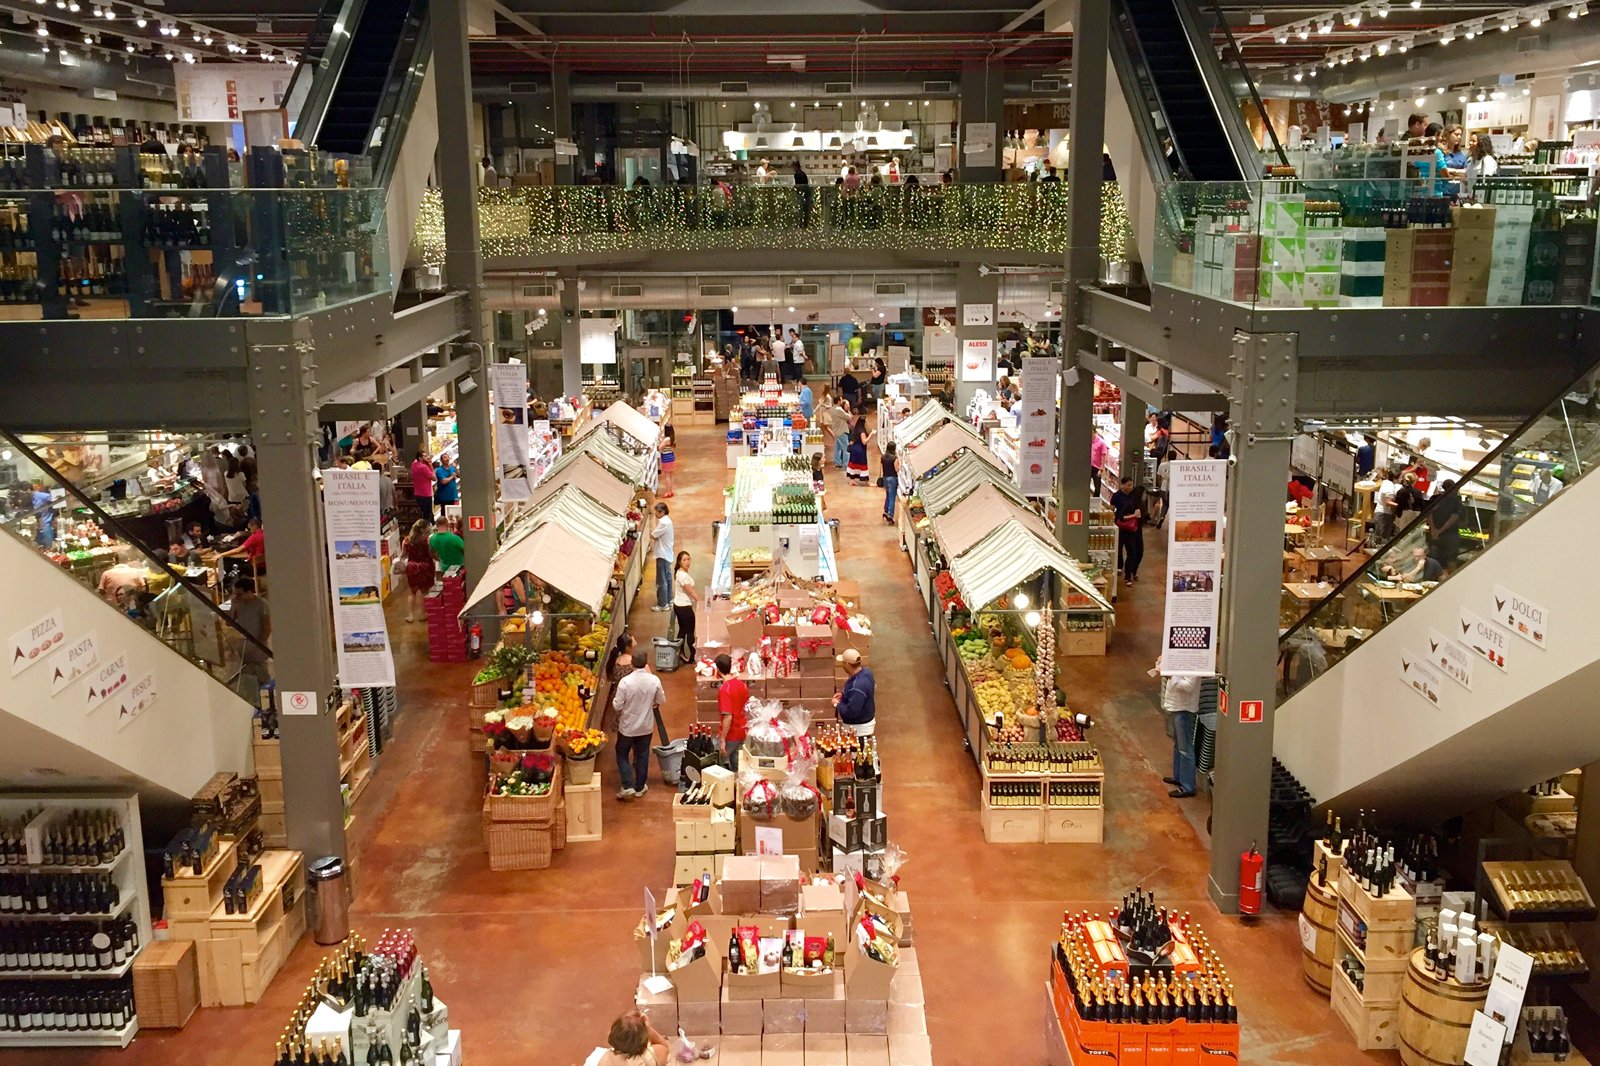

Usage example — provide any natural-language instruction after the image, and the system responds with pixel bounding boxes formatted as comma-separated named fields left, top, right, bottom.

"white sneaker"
left=635, top=783, right=649, bottom=798
left=652, top=605, right=670, bottom=612
left=617, top=788, right=635, bottom=800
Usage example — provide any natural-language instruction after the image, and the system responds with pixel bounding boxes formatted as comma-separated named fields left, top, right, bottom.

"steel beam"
left=380, top=354, right=475, bottom=416
left=1076, top=348, right=1164, bottom=409
left=310, top=292, right=468, bottom=401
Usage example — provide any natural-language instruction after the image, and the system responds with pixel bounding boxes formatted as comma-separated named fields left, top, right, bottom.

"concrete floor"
left=0, top=422, right=1474, bottom=1065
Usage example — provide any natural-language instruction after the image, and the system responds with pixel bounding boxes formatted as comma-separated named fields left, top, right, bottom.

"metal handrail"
left=1203, top=0, right=1286, bottom=169
left=367, top=0, right=432, bottom=191
left=1168, top=0, right=1264, bottom=181
left=1109, top=0, right=1193, bottom=182
left=284, top=0, right=374, bottom=146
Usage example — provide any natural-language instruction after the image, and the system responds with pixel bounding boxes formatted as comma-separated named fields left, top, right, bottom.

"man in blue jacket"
left=833, top=648, right=876, bottom=737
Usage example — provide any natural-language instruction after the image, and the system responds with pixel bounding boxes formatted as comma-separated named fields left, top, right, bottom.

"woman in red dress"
left=402, top=519, right=435, bottom=622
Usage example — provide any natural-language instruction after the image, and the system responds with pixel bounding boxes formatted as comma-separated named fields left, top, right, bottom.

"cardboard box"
left=888, top=1000, right=926, bottom=1036
left=636, top=906, right=680, bottom=972
left=805, top=1033, right=849, bottom=1065
left=720, top=855, right=764, bottom=914
left=888, top=1032, right=935, bottom=1066
left=718, top=1035, right=762, bottom=1066
left=702, top=913, right=792, bottom=951
left=740, top=812, right=819, bottom=857
left=702, top=765, right=736, bottom=806
left=674, top=821, right=700, bottom=851
left=796, top=656, right=835, bottom=676
left=678, top=999, right=720, bottom=1038
left=798, top=881, right=848, bottom=952
left=795, top=623, right=833, bottom=658
left=846, top=998, right=889, bottom=1035
left=1453, top=204, right=1497, bottom=229
left=805, top=975, right=847, bottom=1032
left=763, top=997, right=806, bottom=1034
left=847, top=1034, right=891, bottom=1065
left=889, top=971, right=924, bottom=1006
left=897, top=947, right=919, bottom=975
left=781, top=964, right=840, bottom=999
left=725, top=964, right=782, bottom=1001
left=828, top=814, right=862, bottom=852
left=761, top=853, right=802, bottom=914
left=762, top=1034, right=806, bottom=1066
left=765, top=677, right=802, bottom=700
left=673, top=792, right=713, bottom=822
left=667, top=951, right=722, bottom=1003
left=765, top=623, right=798, bottom=644
left=800, top=676, right=836, bottom=700
left=634, top=976, right=679, bottom=1036
left=720, top=985, right=764, bottom=1035
left=712, top=808, right=737, bottom=850
left=725, top=612, right=763, bottom=649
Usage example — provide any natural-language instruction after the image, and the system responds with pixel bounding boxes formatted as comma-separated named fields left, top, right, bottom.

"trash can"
left=653, top=737, right=687, bottom=786
left=307, top=856, right=351, bottom=945
left=827, top=517, right=841, bottom=551
left=653, top=636, right=681, bottom=672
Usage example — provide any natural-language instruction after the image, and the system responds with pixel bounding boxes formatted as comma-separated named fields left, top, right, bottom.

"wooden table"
left=1295, top=544, right=1345, bottom=580
left=1283, top=581, right=1338, bottom=605
left=1361, top=580, right=1423, bottom=623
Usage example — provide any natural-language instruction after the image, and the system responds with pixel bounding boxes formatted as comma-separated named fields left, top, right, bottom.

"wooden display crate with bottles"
left=1330, top=868, right=1414, bottom=1050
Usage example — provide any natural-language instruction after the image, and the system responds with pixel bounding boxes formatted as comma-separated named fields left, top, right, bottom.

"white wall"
left=392, top=63, right=438, bottom=275
left=1103, top=62, right=1157, bottom=271
left=17, top=82, right=223, bottom=142
left=0, top=531, right=251, bottom=800
left=1275, top=467, right=1600, bottom=811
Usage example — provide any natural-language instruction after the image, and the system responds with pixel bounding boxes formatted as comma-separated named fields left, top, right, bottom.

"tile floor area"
left=0, top=422, right=1485, bottom=1064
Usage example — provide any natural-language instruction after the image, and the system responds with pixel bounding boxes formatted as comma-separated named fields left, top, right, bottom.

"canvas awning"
left=504, top=483, right=629, bottom=555
left=596, top=402, right=663, bottom=449
left=900, top=421, right=1004, bottom=481
left=947, top=521, right=1113, bottom=614
left=558, top=427, right=653, bottom=486
left=931, top=482, right=1054, bottom=559
left=529, top=452, right=635, bottom=516
left=460, top=521, right=616, bottom=617
left=893, top=400, right=954, bottom=448
left=916, top=452, right=1029, bottom=518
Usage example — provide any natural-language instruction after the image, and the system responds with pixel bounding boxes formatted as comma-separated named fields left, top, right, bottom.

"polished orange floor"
left=1, top=422, right=1478, bottom=1065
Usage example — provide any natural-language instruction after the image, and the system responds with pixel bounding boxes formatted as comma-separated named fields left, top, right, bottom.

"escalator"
left=1108, top=0, right=1278, bottom=183
left=0, top=433, right=258, bottom=815
left=1273, top=378, right=1600, bottom=823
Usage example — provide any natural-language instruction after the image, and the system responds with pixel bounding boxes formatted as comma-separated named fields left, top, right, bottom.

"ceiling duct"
left=699, top=283, right=732, bottom=298
left=720, top=81, right=750, bottom=94
left=615, top=81, right=645, bottom=94
left=787, top=283, right=821, bottom=297
left=611, top=283, right=643, bottom=298
left=1031, top=78, right=1063, bottom=92
left=823, top=81, right=853, bottom=95
left=875, top=282, right=909, bottom=297
left=922, top=80, right=954, bottom=94
left=521, top=283, right=557, bottom=298
left=507, top=81, right=542, bottom=94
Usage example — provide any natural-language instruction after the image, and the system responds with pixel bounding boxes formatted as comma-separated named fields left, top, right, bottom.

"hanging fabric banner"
left=1017, top=356, right=1059, bottom=497
left=322, top=469, right=396, bottom=687
left=1160, top=460, right=1227, bottom=676
left=488, top=362, right=532, bottom=501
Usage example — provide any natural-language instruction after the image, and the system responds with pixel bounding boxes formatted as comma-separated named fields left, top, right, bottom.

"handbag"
left=1115, top=515, right=1140, bottom=532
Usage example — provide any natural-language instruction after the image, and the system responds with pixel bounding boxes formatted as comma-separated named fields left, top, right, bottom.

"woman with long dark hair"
left=847, top=416, right=873, bottom=486
left=600, top=631, right=636, bottom=734
left=672, top=550, right=699, bottom=663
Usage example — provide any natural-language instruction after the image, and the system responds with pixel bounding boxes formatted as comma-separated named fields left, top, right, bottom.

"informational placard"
left=579, top=317, right=619, bottom=365
left=115, top=672, right=157, bottom=731
left=488, top=362, right=532, bottom=501
left=1458, top=606, right=1510, bottom=671
left=281, top=690, right=318, bottom=716
left=1464, top=1012, right=1508, bottom=1065
left=1492, top=584, right=1548, bottom=649
left=48, top=631, right=98, bottom=696
left=1017, top=356, right=1059, bottom=497
left=925, top=331, right=958, bottom=361
left=1482, top=942, right=1534, bottom=1042
left=1399, top=648, right=1444, bottom=706
left=174, top=64, right=289, bottom=122
left=1290, top=433, right=1319, bottom=475
left=322, top=470, right=396, bottom=687
left=1160, top=460, right=1226, bottom=676
left=85, top=652, right=129, bottom=713
left=962, top=122, right=997, bottom=166
left=961, top=338, right=994, bottom=382
left=962, top=303, right=994, bottom=327
left=1426, top=628, right=1474, bottom=690
left=9, top=609, right=63, bottom=676
left=1321, top=443, right=1357, bottom=497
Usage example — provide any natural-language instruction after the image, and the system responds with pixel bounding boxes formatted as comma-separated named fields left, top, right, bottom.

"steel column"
left=551, top=66, right=575, bottom=186
left=1119, top=349, right=1145, bottom=488
left=560, top=271, right=583, bottom=397
left=1057, top=360, right=1092, bottom=557
left=244, top=316, right=346, bottom=863
left=1208, top=330, right=1297, bottom=913
left=958, top=61, right=1005, bottom=184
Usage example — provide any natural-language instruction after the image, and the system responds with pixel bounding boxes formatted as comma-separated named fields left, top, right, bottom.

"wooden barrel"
left=1300, top=875, right=1338, bottom=995
left=1399, top=949, right=1490, bottom=1066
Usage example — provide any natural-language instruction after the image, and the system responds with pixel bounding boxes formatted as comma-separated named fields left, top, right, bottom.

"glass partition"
left=1153, top=177, right=1599, bottom=311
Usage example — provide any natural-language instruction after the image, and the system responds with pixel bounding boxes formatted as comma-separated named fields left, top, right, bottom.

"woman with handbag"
left=401, top=518, right=436, bottom=621
left=1109, top=476, right=1145, bottom=585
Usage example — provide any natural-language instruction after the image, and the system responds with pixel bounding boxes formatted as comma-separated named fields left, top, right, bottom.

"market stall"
left=562, top=423, right=657, bottom=492
left=713, top=456, right=838, bottom=589
left=725, top=387, right=822, bottom=466
left=898, top=420, right=1006, bottom=483
left=892, top=399, right=956, bottom=449
left=901, top=450, right=1032, bottom=607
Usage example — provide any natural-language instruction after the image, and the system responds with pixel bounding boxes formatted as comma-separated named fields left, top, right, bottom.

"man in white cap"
left=833, top=648, right=876, bottom=737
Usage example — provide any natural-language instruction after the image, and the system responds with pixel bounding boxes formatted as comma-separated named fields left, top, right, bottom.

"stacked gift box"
left=426, top=570, right=466, bottom=662
left=633, top=864, right=932, bottom=1066
left=822, top=744, right=892, bottom=888
left=1338, top=223, right=1386, bottom=308
left=1555, top=217, right=1597, bottom=304
left=1256, top=183, right=1307, bottom=307
left=1301, top=201, right=1344, bottom=308
left=737, top=746, right=823, bottom=875
left=1487, top=204, right=1535, bottom=305
left=1192, top=199, right=1259, bottom=304
left=673, top=766, right=739, bottom=886
left=1448, top=204, right=1495, bottom=306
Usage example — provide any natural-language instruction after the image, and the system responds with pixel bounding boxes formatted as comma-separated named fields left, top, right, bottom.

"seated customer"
left=1381, top=545, right=1443, bottom=583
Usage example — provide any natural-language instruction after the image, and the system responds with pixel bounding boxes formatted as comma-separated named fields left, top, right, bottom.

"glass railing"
left=413, top=181, right=1133, bottom=259
left=1279, top=384, right=1600, bottom=694
left=1153, top=177, right=1599, bottom=311
left=0, top=431, right=272, bottom=704
left=0, top=185, right=389, bottom=320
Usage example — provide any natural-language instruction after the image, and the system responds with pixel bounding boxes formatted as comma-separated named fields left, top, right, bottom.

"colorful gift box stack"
left=426, top=570, right=466, bottom=663
left=1256, top=182, right=1306, bottom=308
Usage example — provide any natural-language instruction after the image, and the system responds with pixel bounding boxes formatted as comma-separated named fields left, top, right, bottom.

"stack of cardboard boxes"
left=633, top=864, right=932, bottom=1066
left=1257, top=185, right=1308, bottom=308
left=737, top=751, right=822, bottom=875
left=1487, top=204, right=1534, bottom=305
left=824, top=759, right=890, bottom=883
left=1383, top=225, right=1453, bottom=307
left=425, top=570, right=466, bottom=663
left=673, top=767, right=739, bottom=886
left=1338, top=220, right=1386, bottom=308
left=1190, top=203, right=1259, bottom=304
left=1448, top=205, right=1495, bottom=307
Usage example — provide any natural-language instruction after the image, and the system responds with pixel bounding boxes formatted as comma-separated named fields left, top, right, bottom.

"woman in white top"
left=672, top=550, right=699, bottom=664
left=1463, top=134, right=1498, bottom=200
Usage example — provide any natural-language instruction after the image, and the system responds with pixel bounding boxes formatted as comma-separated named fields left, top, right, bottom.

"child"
left=658, top=423, right=676, bottom=498
left=811, top=452, right=826, bottom=497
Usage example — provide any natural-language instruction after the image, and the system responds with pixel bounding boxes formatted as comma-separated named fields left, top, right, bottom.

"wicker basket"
left=471, top=679, right=503, bottom=709
left=485, top=823, right=555, bottom=870
left=554, top=801, right=568, bottom=850
left=484, top=763, right=563, bottom=823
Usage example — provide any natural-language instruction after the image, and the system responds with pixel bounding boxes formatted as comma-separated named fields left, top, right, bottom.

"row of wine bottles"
left=0, top=874, right=120, bottom=917
left=0, top=977, right=135, bottom=1033
left=0, top=810, right=126, bottom=869
left=0, top=919, right=139, bottom=973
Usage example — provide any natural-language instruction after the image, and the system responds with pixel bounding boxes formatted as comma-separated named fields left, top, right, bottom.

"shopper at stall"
left=826, top=400, right=853, bottom=470
left=1532, top=467, right=1563, bottom=504
left=1157, top=661, right=1200, bottom=798
left=429, top=517, right=465, bottom=575
left=348, top=424, right=380, bottom=461
left=600, top=631, right=637, bottom=734
left=834, top=648, right=876, bottom=737
left=1373, top=467, right=1401, bottom=541
left=787, top=329, right=807, bottom=382
left=714, top=653, right=749, bottom=769
left=1090, top=432, right=1108, bottom=498
left=598, top=1009, right=669, bottom=1066
left=1426, top=479, right=1463, bottom=570
left=869, top=357, right=888, bottom=404
left=649, top=503, right=675, bottom=611
left=1405, top=454, right=1431, bottom=495
left=216, top=516, right=266, bottom=578
left=231, top=577, right=272, bottom=705
left=798, top=379, right=815, bottom=422
left=433, top=454, right=460, bottom=514
left=672, top=550, right=699, bottom=663
left=838, top=371, right=860, bottom=411
left=1355, top=434, right=1377, bottom=478
left=1111, top=476, right=1145, bottom=584
left=1463, top=134, right=1499, bottom=200
left=846, top=416, right=874, bottom=486
left=223, top=452, right=249, bottom=515
left=400, top=519, right=436, bottom=623
left=612, top=649, right=665, bottom=800
left=658, top=424, right=677, bottom=498
left=881, top=442, right=900, bottom=523
left=811, top=452, right=826, bottom=498
left=792, top=159, right=812, bottom=225
left=411, top=449, right=437, bottom=522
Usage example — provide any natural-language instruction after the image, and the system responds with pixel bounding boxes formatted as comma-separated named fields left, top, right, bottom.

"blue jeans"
left=616, top=732, right=652, bottom=793
left=832, top=435, right=848, bottom=468
left=655, top=557, right=672, bottom=608
left=723, top=739, right=743, bottom=772
left=1170, top=711, right=1197, bottom=793
left=883, top=476, right=899, bottom=519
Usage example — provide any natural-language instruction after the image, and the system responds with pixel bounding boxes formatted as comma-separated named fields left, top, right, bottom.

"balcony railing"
left=1154, top=178, right=1598, bottom=311
left=413, top=182, right=1133, bottom=260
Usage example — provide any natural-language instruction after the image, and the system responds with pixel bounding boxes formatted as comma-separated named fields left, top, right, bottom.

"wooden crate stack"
left=1331, top=867, right=1415, bottom=1051
left=160, top=844, right=308, bottom=1008
left=132, top=941, right=200, bottom=1030
left=253, top=697, right=371, bottom=845
left=254, top=737, right=286, bottom=847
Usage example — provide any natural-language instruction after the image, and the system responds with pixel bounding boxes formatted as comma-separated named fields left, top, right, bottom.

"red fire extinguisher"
left=1238, top=842, right=1264, bottom=917
left=468, top=623, right=483, bottom=658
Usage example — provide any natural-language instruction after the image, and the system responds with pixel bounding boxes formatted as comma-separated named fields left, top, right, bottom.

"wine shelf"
left=0, top=846, right=132, bottom=876
left=1484, top=860, right=1598, bottom=923
left=0, top=956, right=135, bottom=981
left=0, top=1015, right=137, bottom=1048
left=0, top=891, right=135, bottom=924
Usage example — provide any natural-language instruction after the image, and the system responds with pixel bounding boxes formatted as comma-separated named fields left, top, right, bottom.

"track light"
left=1464, top=25, right=1477, bottom=37
left=102, top=4, right=113, bottom=17
left=1409, top=0, right=1421, bottom=7
left=1398, top=37, right=1410, bottom=50
left=1501, top=17, right=1515, bottom=30
left=1318, top=17, right=1333, bottom=32
left=1571, top=3, right=1588, bottom=16
left=1275, top=29, right=1288, bottom=42
left=1439, top=32, right=1453, bottom=43
left=202, top=33, right=212, bottom=44
left=1377, top=0, right=1389, bottom=15
left=1292, top=70, right=1303, bottom=81
left=1415, top=95, right=1426, bottom=106
left=1297, top=24, right=1309, bottom=37
left=1345, top=9, right=1362, bottom=26
left=35, top=20, right=47, bottom=34
left=124, top=41, right=132, bottom=51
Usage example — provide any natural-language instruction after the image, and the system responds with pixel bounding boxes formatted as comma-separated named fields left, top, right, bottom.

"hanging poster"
left=580, top=317, right=619, bottom=365
left=488, top=362, right=532, bottom=501
left=1017, top=356, right=1059, bottom=497
left=173, top=64, right=290, bottom=123
left=48, top=631, right=99, bottom=696
left=962, top=122, right=997, bottom=166
left=322, top=470, right=396, bottom=687
left=1458, top=606, right=1510, bottom=671
left=1159, top=461, right=1226, bottom=676
left=961, top=338, right=994, bottom=382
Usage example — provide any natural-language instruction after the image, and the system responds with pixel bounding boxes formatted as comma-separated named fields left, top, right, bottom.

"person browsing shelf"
left=715, top=653, right=749, bottom=770
left=833, top=648, right=876, bottom=737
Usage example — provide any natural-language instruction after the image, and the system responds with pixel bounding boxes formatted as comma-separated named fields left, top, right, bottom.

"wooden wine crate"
left=209, top=849, right=305, bottom=961
left=132, top=940, right=200, bottom=1030
left=1042, top=804, right=1105, bottom=844
left=1062, top=629, right=1108, bottom=657
left=565, top=773, right=603, bottom=843
left=193, top=849, right=307, bottom=1009
left=161, top=839, right=238, bottom=920
left=1337, top=868, right=1416, bottom=928
left=1332, top=959, right=1399, bottom=1050
left=259, top=803, right=287, bottom=849
left=1314, top=838, right=1347, bottom=885
left=1484, top=860, right=1598, bottom=920
left=979, top=801, right=1044, bottom=844
left=252, top=738, right=281, bottom=774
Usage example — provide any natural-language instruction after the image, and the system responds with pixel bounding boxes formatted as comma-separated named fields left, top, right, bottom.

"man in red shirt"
left=715, top=653, right=749, bottom=770
left=216, top=516, right=266, bottom=575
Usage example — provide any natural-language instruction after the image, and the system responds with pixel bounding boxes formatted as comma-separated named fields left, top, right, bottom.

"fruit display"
left=934, top=570, right=966, bottom=614
left=527, top=651, right=597, bottom=732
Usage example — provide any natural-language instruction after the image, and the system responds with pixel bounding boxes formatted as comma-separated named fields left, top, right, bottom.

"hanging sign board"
left=1017, top=356, right=1058, bottom=497
left=961, top=338, right=994, bottom=382
left=489, top=362, right=533, bottom=501
left=322, top=470, right=397, bottom=687
left=1159, top=461, right=1226, bottom=676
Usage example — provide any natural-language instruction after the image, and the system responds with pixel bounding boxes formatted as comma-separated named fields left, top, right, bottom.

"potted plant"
left=559, top=727, right=608, bottom=785
left=473, top=643, right=536, bottom=704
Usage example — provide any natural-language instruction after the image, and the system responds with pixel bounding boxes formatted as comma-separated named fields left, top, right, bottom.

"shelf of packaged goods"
left=1330, top=955, right=1399, bottom=1050
left=0, top=1016, right=137, bottom=1048
left=0, top=893, right=135, bottom=924
left=1481, top=921, right=1592, bottom=983
left=338, top=716, right=367, bottom=760
left=0, top=955, right=136, bottom=981
left=0, top=846, right=132, bottom=876
left=1484, top=860, right=1598, bottom=923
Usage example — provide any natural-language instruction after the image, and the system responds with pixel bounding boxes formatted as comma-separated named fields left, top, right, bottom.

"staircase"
left=1274, top=385, right=1600, bottom=823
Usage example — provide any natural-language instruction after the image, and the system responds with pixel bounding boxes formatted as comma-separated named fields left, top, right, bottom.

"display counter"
left=714, top=457, right=837, bottom=589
